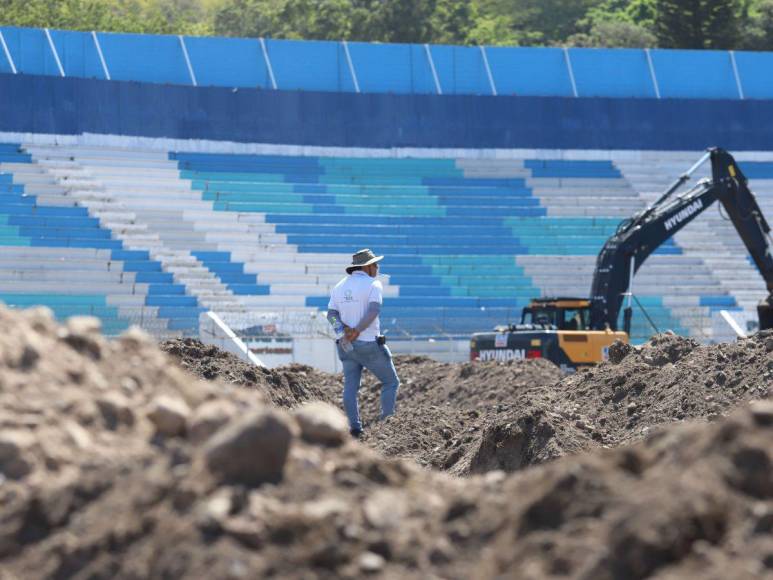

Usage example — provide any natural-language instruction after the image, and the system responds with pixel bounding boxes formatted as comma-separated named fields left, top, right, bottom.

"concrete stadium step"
left=18, top=184, right=70, bottom=197
left=244, top=261, right=325, bottom=275
left=533, top=197, right=641, bottom=207
left=99, top=186, right=201, bottom=198
left=0, top=260, right=119, bottom=272
left=546, top=206, right=636, bottom=217
left=238, top=295, right=311, bottom=307
left=105, top=295, right=151, bottom=307
left=0, top=281, right=148, bottom=294
left=0, top=246, right=113, bottom=258
left=86, top=165, right=183, bottom=179
left=527, top=178, right=630, bottom=189
left=530, top=188, right=638, bottom=198
left=254, top=272, right=348, bottom=285
left=0, top=270, right=138, bottom=283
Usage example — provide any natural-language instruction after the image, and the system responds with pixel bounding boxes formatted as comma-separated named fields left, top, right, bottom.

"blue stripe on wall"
left=5, top=73, right=773, bottom=151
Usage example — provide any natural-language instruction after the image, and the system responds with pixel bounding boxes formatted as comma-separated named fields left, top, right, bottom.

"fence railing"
left=3, top=26, right=773, bottom=100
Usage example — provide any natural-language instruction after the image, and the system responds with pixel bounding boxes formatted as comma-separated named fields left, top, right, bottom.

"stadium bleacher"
left=171, top=150, right=696, bottom=341
left=4, top=26, right=773, bottom=353
left=6, top=135, right=763, bottom=343
left=0, top=142, right=202, bottom=335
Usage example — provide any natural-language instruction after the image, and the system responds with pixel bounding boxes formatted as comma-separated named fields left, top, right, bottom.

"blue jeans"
left=337, top=340, right=400, bottom=431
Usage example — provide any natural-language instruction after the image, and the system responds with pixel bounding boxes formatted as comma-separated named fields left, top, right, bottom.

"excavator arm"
left=589, top=148, right=773, bottom=333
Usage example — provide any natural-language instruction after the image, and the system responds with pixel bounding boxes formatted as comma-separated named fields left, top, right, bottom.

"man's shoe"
left=350, top=428, right=363, bottom=439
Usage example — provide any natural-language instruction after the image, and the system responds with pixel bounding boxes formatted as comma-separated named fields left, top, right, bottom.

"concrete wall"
left=5, top=73, right=773, bottom=150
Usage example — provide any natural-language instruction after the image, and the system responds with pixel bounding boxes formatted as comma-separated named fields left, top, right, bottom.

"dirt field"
left=2, top=308, right=771, bottom=579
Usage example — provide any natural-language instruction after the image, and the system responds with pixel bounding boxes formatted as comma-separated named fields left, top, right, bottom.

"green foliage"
left=565, top=0, right=656, bottom=47
left=566, top=20, right=657, bottom=47
left=470, top=0, right=602, bottom=45
left=213, top=0, right=353, bottom=40
left=430, top=0, right=478, bottom=44
left=738, top=0, right=773, bottom=50
left=654, top=0, right=742, bottom=49
left=0, top=0, right=771, bottom=51
left=0, top=0, right=212, bottom=35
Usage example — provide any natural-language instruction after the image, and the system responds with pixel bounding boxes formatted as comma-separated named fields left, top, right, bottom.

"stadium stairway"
left=0, top=143, right=199, bottom=335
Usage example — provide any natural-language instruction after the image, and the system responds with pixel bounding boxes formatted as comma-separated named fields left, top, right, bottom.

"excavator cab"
left=521, top=298, right=590, bottom=331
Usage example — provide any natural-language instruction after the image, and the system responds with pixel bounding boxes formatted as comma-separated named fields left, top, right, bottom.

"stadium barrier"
left=3, top=26, right=773, bottom=100
left=5, top=73, right=773, bottom=150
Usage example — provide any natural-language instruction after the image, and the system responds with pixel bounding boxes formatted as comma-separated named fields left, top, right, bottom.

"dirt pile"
left=159, top=338, right=338, bottom=407
left=359, top=334, right=772, bottom=474
left=1, top=307, right=772, bottom=579
left=358, top=356, right=591, bottom=474
left=557, top=332, right=773, bottom=447
left=158, top=334, right=772, bottom=479
left=477, top=400, right=773, bottom=580
left=154, top=345, right=590, bottom=475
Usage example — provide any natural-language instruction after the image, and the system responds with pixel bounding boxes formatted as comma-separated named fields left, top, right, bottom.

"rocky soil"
left=4, top=310, right=770, bottom=579
left=161, top=334, right=773, bottom=478
left=159, top=338, right=338, bottom=408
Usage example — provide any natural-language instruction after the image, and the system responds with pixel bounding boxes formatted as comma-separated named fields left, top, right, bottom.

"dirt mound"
left=558, top=332, right=773, bottom=448
left=476, top=400, right=773, bottom=580
left=357, top=334, right=771, bottom=475
left=158, top=334, right=772, bottom=480
left=159, top=338, right=339, bottom=407
left=1, top=306, right=772, bottom=579
left=358, top=356, right=588, bottom=474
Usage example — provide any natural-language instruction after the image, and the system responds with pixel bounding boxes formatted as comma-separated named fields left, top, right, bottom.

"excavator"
left=470, top=148, right=773, bottom=372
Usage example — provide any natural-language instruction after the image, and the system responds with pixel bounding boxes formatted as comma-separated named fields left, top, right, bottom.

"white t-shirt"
left=327, top=271, right=383, bottom=342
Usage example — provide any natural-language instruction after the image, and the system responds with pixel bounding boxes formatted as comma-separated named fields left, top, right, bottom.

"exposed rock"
left=147, top=395, right=191, bottom=437
left=188, top=400, right=239, bottom=443
left=204, top=409, right=298, bottom=485
left=0, top=430, right=35, bottom=479
left=292, top=402, right=349, bottom=446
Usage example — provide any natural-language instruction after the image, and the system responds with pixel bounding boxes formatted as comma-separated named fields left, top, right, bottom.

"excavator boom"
left=589, top=148, right=773, bottom=333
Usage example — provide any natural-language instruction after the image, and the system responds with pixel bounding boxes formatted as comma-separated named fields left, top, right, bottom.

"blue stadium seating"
left=0, top=144, right=201, bottom=334
left=169, top=150, right=689, bottom=341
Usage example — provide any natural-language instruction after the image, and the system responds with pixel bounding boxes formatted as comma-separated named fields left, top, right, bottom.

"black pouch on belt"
left=376, top=335, right=387, bottom=345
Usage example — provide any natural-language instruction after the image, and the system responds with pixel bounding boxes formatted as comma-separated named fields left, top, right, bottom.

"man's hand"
left=344, top=326, right=360, bottom=341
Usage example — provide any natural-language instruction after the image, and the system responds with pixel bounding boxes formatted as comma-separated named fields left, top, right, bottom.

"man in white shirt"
left=327, top=248, right=400, bottom=437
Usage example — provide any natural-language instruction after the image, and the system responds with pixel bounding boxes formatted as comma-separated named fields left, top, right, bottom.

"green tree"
left=737, top=0, right=773, bottom=50
left=566, top=19, right=657, bottom=47
left=374, top=0, right=436, bottom=43
left=469, top=0, right=604, bottom=46
left=0, top=0, right=213, bottom=35
left=654, top=0, right=742, bottom=49
left=566, top=0, right=656, bottom=47
left=430, top=0, right=478, bottom=44
left=213, top=0, right=382, bottom=41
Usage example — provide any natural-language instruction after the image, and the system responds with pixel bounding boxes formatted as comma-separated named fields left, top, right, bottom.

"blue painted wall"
left=4, top=73, right=773, bottom=151
left=5, top=26, right=773, bottom=99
